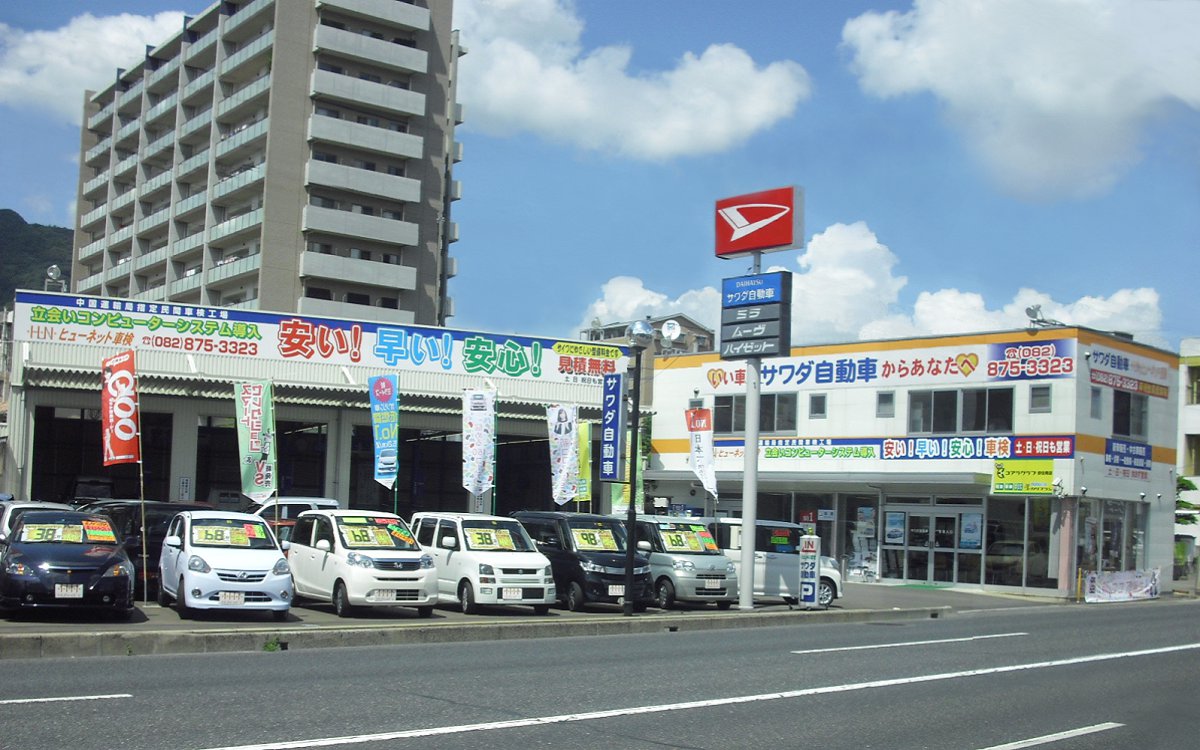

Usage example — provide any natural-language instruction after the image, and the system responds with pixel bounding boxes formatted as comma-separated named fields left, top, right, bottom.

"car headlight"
left=5, top=561, right=37, bottom=578
left=272, top=558, right=291, bottom=576
left=419, top=554, right=434, bottom=569
left=580, top=560, right=605, bottom=574
left=726, top=561, right=737, bottom=574
left=187, top=555, right=210, bottom=574
left=347, top=552, right=374, bottom=568
left=634, top=566, right=650, bottom=575
left=103, top=562, right=134, bottom=578
left=543, top=565, right=553, bottom=576
left=672, top=559, right=695, bottom=572
left=478, top=563, right=494, bottom=576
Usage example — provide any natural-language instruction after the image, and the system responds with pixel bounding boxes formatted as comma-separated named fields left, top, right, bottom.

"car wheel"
left=459, top=581, right=478, bottom=615
left=156, top=580, right=171, bottom=607
left=272, top=609, right=289, bottom=622
left=417, top=606, right=434, bottom=619
left=818, top=578, right=836, bottom=608
left=333, top=582, right=353, bottom=618
left=566, top=581, right=585, bottom=612
left=655, top=578, right=676, bottom=610
left=176, top=577, right=192, bottom=619
left=533, top=604, right=550, bottom=616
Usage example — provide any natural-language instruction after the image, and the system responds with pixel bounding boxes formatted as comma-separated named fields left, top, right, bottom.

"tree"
left=1178, top=476, right=1199, bottom=526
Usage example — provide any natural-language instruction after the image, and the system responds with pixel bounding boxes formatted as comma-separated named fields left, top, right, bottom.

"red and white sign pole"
left=101, top=349, right=148, bottom=601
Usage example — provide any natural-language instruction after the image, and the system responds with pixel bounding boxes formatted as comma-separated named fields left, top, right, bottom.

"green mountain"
left=0, top=209, right=73, bottom=304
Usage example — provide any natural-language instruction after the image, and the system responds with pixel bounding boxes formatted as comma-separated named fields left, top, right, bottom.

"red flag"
left=101, top=350, right=141, bottom=466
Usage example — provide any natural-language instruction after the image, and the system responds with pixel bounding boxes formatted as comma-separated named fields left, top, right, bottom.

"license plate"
left=501, top=587, right=522, bottom=600
left=219, top=591, right=244, bottom=606
left=704, top=579, right=720, bottom=589
left=608, top=584, right=624, bottom=597
left=55, top=584, right=83, bottom=599
left=375, top=589, right=396, bottom=601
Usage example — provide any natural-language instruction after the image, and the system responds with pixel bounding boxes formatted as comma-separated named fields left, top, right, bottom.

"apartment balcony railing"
left=183, top=68, right=216, bottom=101
left=208, top=207, right=263, bottom=243
left=134, top=245, right=170, bottom=271
left=85, top=137, right=112, bottom=164
left=220, top=30, right=274, bottom=78
left=87, top=101, right=115, bottom=130
left=217, top=74, right=271, bottom=119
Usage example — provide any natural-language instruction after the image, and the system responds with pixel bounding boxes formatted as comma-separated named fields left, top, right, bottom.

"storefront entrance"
left=882, top=507, right=984, bottom=584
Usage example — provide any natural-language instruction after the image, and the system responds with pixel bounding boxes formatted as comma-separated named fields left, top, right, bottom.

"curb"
left=0, top=606, right=951, bottom=660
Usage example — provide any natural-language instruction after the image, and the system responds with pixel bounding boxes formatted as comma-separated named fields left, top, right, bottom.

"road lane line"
left=193, top=642, right=1200, bottom=750
left=976, top=722, right=1124, bottom=749
left=791, top=632, right=1028, bottom=654
left=0, top=693, right=131, bottom=705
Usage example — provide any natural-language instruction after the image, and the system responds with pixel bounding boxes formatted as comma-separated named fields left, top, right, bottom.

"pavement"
left=0, top=582, right=1072, bottom=660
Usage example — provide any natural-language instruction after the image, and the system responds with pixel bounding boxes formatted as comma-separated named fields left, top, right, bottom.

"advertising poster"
left=884, top=511, right=906, bottom=545
left=547, top=404, right=580, bottom=505
left=462, top=389, right=496, bottom=503
left=368, top=375, right=399, bottom=490
left=235, top=380, right=276, bottom=502
left=992, top=459, right=1054, bottom=494
left=960, top=513, right=983, bottom=550
left=685, top=408, right=718, bottom=499
left=100, top=349, right=140, bottom=466
left=599, top=373, right=625, bottom=482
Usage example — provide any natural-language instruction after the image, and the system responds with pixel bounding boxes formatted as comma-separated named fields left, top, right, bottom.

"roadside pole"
left=738, top=251, right=762, bottom=611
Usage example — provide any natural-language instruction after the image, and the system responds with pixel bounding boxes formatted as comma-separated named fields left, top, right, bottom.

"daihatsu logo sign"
left=714, top=186, right=804, bottom=258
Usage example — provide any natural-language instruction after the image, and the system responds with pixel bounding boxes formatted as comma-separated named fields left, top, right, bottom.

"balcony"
left=220, top=30, right=274, bottom=80
left=298, top=296, right=415, bottom=324
left=178, top=108, right=213, bottom=143
left=308, top=116, right=423, bottom=160
left=185, top=29, right=218, bottom=65
left=79, top=203, right=107, bottom=230
left=85, top=137, right=112, bottom=165
left=316, top=0, right=429, bottom=31
left=134, top=245, right=169, bottom=271
left=299, top=250, right=416, bottom=290
left=305, top=161, right=420, bottom=202
left=113, top=154, right=138, bottom=179
left=173, top=232, right=206, bottom=255
left=217, top=74, right=271, bottom=120
left=178, top=148, right=210, bottom=178
left=213, top=163, right=265, bottom=201
left=208, top=253, right=262, bottom=284
left=175, top=191, right=208, bottom=218
left=147, top=57, right=181, bottom=91
left=109, top=225, right=135, bottom=245
left=78, top=238, right=106, bottom=263
left=139, top=170, right=173, bottom=199
left=209, top=207, right=264, bottom=244
left=215, top=118, right=268, bottom=159
left=87, top=101, right=115, bottom=131
left=137, top=206, right=171, bottom=235
left=313, top=25, right=427, bottom=74
left=115, top=119, right=140, bottom=145
left=169, top=273, right=202, bottom=296
left=223, top=0, right=274, bottom=37
left=105, top=263, right=131, bottom=284
left=183, top=68, right=216, bottom=102
left=145, top=92, right=179, bottom=124
left=302, top=205, right=418, bottom=247
left=110, top=189, right=137, bottom=213
left=82, top=170, right=110, bottom=197
left=143, top=131, right=175, bottom=162
left=77, top=271, right=104, bottom=292
left=117, top=81, right=144, bottom=110
left=310, top=70, right=424, bottom=119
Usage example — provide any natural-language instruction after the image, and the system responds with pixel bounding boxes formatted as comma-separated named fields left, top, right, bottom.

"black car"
left=0, top=510, right=135, bottom=618
left=512, top=510, right=654, bottom=612
left=78, top=500, right=210, bottom=597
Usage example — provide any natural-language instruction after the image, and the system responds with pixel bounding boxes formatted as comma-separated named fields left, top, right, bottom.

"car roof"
left=178, top=510, right=263, bottom=521
left=296, top=509, right=402, bottom=519
left=513, top=510, right=613, bottom=521
left=5, top=501, right=74, bottom=510
left=412, top=511, right=517, bottom=522
left=17, top=509, right=111, bottom=522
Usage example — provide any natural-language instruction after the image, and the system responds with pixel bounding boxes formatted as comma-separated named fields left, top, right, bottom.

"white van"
left=698, top=517, right=842, bottom=608
left=410, top=512, right=556, bottom=615
left=248, top=497, right=340, bottom=520
left=288, top=510, right=437, bottom=618
left=631, top=515, right=738, bottom=610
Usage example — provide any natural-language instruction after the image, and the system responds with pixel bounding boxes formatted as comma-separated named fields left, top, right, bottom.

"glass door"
left=905, top=515, right=930, bottom=581
left=931, top=515, right=957, bottom=582
left=904, top=513, right=957, bottom=582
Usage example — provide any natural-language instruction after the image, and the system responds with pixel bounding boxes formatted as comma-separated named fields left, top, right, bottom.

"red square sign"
left=715, top=186, right=803, bottom=258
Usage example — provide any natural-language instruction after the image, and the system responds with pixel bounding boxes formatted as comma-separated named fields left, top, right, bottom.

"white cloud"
left=579, top=221, right=1165, bottom=348
left=0, top=12, right=186, bottom=124
left=454, top=0, right=812, bottom=160
left=842, top=0, right=1200, bottom=200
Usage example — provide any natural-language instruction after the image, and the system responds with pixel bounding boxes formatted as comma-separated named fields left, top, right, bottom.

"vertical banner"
left=598, top=373, right=625, bottom=482
left=575, top=422, right=592, bottom=507
left=100, top=350, right=141, bottom=466
left=547, top=405, right=580, bottom=505
left=685, top=408, right=717, bottom=499
left=462, top=389, right=496, bottom=506
left=369, top=375, right=400, bottom=490
left=235, top=381, right=277, bottom=502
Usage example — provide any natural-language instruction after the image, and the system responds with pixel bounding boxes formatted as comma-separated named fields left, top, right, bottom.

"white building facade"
left=647, top=327, right=1178, bottom=596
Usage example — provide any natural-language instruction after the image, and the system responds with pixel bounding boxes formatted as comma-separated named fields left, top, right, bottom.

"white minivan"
left=410, top=512, right=556, bottom=615
left=288, top=510, right=437, bottom=617
left=699, top=517, right=843, bottom=608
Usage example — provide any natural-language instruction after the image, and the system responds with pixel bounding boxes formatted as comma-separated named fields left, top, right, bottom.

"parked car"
left=78, top=500, right=210, bottom=597
left=157, top=510, right=293, bottom=620
left=410, top=512, right=556, bottom=615
left=247, top=496, right=341, bottom=520
left=0, top=502, right=75, bottom=550
left=289, top=510, right=436, bottom=617
left=631, top=515, right=738, bottom=610
left=512, top=510, right=654, bottom=612
left=699, top=517, right=843, bottom=608
left=0, top=509, right=135, bottom=618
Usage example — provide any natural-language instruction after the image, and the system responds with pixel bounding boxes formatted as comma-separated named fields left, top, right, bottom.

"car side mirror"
left=280, top=540, right=291, bottom=552
left=537, top=537, right=561, bottom=549
left=164, top=535, right=182, bottom=548
left=440, top=535, right=458, bottom=550
left=315, top=539, right=331, bottom=552
left=637, top=540, right=652, bottom=552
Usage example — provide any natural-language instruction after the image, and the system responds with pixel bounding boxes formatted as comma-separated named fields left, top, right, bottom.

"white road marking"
left=976, top=722, right=1124, bottom=749
left=0, top=693, right=131, bottom=705
left=194, top=642, right=1200, bottom=750
left=791, top=632, right=1028, bottom=654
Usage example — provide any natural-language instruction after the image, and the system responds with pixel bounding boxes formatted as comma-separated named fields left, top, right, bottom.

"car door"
left=159, top=514, right=185, bottom=595
left=433, top=519, right=460, bottom=598
left=309, top=516, right=338, bottom=600
left=756, top=524, right=798, bottom=598
left=288, top=516, right=318, bottom=596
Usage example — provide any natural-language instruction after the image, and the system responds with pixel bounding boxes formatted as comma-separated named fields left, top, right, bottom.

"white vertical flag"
left=462, top=389, right=496, bottom=501
left=547, top=404, right=580, bottom=505
left=686, top=408, right=718, bottom=499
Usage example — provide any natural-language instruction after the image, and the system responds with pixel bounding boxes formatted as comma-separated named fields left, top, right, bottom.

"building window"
left=1186, top=435, right=1200, bottom=476
left=1090, top=387, right=1103, bottom=419
left=959, top=388, right=1013, bottom=432
left=305, top=286, right=332, bottom=300
left=1189, top=366, right=1200, bottom=405
left=345, top=292, right=370, bottom=306
left=315, top=106, right=340, bottom=119
left=809, top=394, right=827, bottom=419
left=378, top=296, right=398, bottom=309
left=876, top=391, right=895, bottom=418
left=310, top=195, right=337, bottom=209
left=1030, top=385, right=1052, bottom=414
left=1113, top=390, right=1148, bottom=440
left=909, top=390, right=958, bottom=434
left=313, top=151, right=338, bottom=163
left=714, top=394, right=797, bottom=435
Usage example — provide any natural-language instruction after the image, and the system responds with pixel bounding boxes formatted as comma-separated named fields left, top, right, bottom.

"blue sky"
left=1, top=0, right=1196, bottom=350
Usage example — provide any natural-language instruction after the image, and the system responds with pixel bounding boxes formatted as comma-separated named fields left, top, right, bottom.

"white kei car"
left=157, top=510, right=293, bottom=620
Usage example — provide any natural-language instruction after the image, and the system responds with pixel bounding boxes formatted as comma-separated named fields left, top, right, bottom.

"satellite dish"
left=46, top=264, right=61, bottom=281
left=661, top=319, right=682, bottom=343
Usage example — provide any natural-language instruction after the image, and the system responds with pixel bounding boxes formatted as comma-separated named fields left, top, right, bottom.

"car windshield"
left=654, top=522, right=721, bottom=555
left=461, top=520, right=536, bottom=552
left=567, top=519, right=627, bottom=552
left=18, top=518, right=117, bottom=545
left=335, top=516, right=419, bottom=550
left=191, top=518, right=276, bottom=549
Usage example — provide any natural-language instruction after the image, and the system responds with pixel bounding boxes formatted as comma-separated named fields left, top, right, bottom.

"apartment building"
left=647, top=327, right=1179, bottom=595
left=72, top=0, right=462, bottom=325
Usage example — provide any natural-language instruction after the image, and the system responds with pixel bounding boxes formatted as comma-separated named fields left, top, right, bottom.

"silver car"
left=633, top=515, right=738, bottom=610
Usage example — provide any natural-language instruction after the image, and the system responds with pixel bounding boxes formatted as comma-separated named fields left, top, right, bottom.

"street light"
left=622, top=318, right=654, bottom=616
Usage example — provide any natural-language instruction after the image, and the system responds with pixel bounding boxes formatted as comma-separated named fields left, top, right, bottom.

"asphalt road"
left=1, top=594, right=1195, bottom=750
